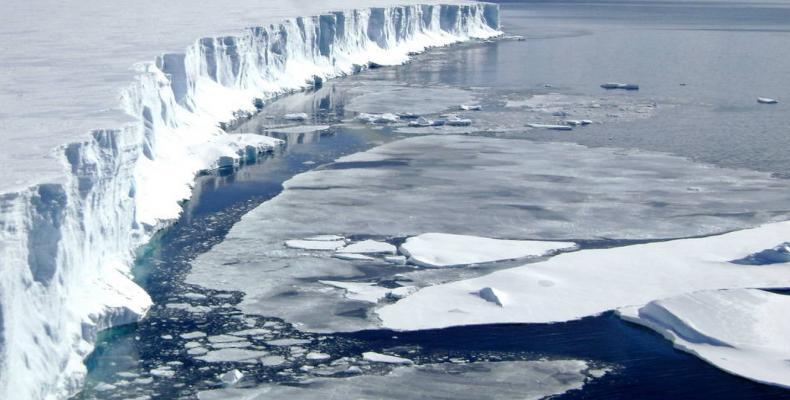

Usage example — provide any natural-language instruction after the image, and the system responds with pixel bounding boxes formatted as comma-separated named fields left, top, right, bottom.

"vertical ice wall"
left=0, top=3, right=500, bottom=399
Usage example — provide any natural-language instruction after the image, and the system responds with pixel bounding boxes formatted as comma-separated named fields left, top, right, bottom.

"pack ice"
left=0, top=2, right=501, bottom=399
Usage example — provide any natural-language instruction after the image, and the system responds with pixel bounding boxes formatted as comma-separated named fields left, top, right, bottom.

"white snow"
left=400, top=233, right=576, bottom=267
left=362, top=352, right=414, bottom=365
left=377, top=221, right=790, bottom=330
left=197, top=360, right=603, bottom=400
left=306, top=352, right=331, bottom=361
left=618, top=289, right=790, bottom=389
left=0, top=3, right=500, bottom=398
left=337, top=240, right=397, bottom=255
left=283, top=113, right=310, bottom=121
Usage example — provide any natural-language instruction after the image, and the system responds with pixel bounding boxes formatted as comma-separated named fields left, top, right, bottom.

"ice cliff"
left=0, top=3, right=500, bottom=399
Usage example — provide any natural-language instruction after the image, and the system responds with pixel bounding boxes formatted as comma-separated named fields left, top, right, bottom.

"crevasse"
left=0, top=3, right=500, bottom=399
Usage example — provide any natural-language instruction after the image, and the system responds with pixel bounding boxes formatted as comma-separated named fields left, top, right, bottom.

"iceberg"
left=377, top=221, right=790, bottom=330
left=0, top=2, right=501, bottom=398
left=618, top=289, right=790, bottom=388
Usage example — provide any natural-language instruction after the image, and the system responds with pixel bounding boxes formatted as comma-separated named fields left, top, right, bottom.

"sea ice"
left=283, top=113, right=310, bottom=121
left=337, top=240, right=397, bottom=255
left=346, top=85, right=475, bottom=115
left=285, top=239, right=346, bottom=251
left=400, top=233, right=576, bottom=267
left=618, top=289, right=790, bottom=388
left=377, top=221, right=790, bottom=330
left=266, top=339, right=312, bottom=346
left=189, top=135, right=790, bottom=333
left=268, top=125, right=331, bottom=134
left=332, top=253, right=376, bottom=261
left=197, top=360, right=603, bottom=400
left=362, top=352, right=414, bottom=365
left=320, top=281, right=416, bottom=303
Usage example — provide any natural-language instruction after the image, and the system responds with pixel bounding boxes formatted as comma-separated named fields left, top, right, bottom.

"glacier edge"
left=0, top=3, right=500, bottom=399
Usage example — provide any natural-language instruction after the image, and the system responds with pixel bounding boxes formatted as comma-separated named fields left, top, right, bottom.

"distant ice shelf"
left=0, top=2, right=501, bottom=399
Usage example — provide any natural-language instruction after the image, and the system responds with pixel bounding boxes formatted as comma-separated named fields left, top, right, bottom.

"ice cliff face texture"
left=0, top=3, right=500, bottom=399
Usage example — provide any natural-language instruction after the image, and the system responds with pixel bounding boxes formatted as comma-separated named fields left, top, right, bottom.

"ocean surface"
left=79, top=1, right=790, bottom=399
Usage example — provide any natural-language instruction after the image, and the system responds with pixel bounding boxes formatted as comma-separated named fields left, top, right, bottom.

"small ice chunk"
left=219, top=369, right=244, bottom=386
left=355, top=113, right=400, bottom=124
left=209, top=334, right=244, bottom=343
left=477, top=287, right=506, bottom=307
left=362, top=352, right=413, bottom=365
left=333, top=253, right=376, bottom=261
left=285, top=239, right=345, bottom=251
left=408, top=117, right=438, bottom=127
left=229, top=328, right=271, bottom=337
left=150, top=367, right=175, bottom=378
left=160, top=335, right=173, bottom=340
left=444, top=115, right=472, bottom=126
left=600, top=82, right=639, bottom=90
left=266, top=338, right=311, bottom=346
left=337, top=240, right=396, bottom=255
left=260, top=355, right=286, bottom=366
left=93, top=383, right=116, bottom=392
left=527, top=123, right=573, bottom=131
left=180, top=331, right=207, bottom=339
left=757, top=97, right=778, bottom=104
left=283, top=112, right=309, bottom=121
left=306, top=352, right=331, bottom=361
left=384, top=255, right=408, bottom=265
left=460, top=104, right=482, bottom=111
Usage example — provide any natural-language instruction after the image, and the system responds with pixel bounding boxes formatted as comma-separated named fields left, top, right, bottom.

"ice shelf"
left=0, top=3, right=501, bottom=399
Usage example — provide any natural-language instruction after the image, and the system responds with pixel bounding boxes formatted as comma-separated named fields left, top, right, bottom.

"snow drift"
left=0, top=3, right=500, bottom=399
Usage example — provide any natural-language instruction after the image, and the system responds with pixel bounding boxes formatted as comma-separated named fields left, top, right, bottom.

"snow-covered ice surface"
left=188, top=134, right=790, bottom=333
left=618, top=289, right=790, bottom=389
left=0, top=2, right=501, bottom=399
left=400, top=233, right=576, bottom=267
left=377, top=221, right=790, bottom=330
left=197, top=360, right=604, bottom=400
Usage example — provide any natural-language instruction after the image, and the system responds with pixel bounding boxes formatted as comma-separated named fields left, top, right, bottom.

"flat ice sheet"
left=197, top=360, right=603, bottom=400
left=377, top=221, right=790, bottom=330
left=189, top=135, right=790, bottom=332
left=400, top=233, right=576, bottom=267
left=0, top=0, right=476, bottom=194
left=618, top=289, right=790, bottom=388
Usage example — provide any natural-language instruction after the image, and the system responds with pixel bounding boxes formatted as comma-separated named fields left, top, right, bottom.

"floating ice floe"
left=283, top=113, right=309, bottom=121
left=378, top=221, right=790, bottom=330
left=266, top=338, right=311, bottom=346
left=332, top=253, right=376, bottom=261
left=460, top=104, right=482, bottom=111
left=285, top=239, right=346, bottom=251
left=757, top=97, right=779, bottom=104
left=180, top=331, right=207, bottom=340
left=407, top=117, right=440, bottom=127
left=219, top=369, right=244, bottom=386
left=198, top=360, right=605, bottom=400
left=306, top=352, right=331, bottom=361
left=527, top=123, right=573, bottom=131
left=362, top=352, right=413, bottom=365
left=618, top=288, right=790, bottom=388
left=443, top=115, right=473, bottom=126
left=400, top=233, right=576, bottom=268
left=355, top=113, right=400, bottom=124
left=337, top=240, right=397, bottom=255
left=565, top=119, right=593, bottom=126
left=196, top=134, right=282, bottom=170
left=600, top=82, right=639, bottom=90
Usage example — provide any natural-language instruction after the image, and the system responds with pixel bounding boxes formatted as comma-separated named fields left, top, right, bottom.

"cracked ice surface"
left=189, top=134, right=790, bottom=332
left=198, top=360, right=604, bottom=400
